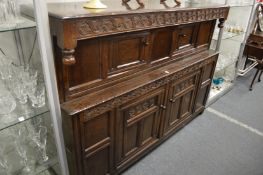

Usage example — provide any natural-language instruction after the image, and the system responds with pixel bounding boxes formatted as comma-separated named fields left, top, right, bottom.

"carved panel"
left=76, top=8, right=229, bottom=39
left=127, top=98, right=155, bottom=118
left=174, top=77, right=195, bottom=95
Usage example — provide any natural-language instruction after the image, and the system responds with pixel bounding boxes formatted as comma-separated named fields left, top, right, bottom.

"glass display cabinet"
left=207, top=0, right=256, bottom=105
left=186, top=0, right=256, bottom=105
left=0, top=0, right=68, bottom=174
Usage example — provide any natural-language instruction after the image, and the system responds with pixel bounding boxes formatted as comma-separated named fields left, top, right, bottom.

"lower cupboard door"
left=80, top=111, right=114, bottom=175
left=164, top=88, right=195, bottom=135
left=163, top=72, right=200, bottom=136
left=115, top=87, right=165, bottom=168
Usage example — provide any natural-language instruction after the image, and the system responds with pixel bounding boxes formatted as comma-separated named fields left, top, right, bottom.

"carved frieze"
left=76, top=7, right=229, bottom=39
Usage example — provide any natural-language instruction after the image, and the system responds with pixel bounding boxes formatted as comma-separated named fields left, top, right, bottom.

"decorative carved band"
left=83, top=56, right=216, bottom=121
left=77, top=7, right=229, bottom=39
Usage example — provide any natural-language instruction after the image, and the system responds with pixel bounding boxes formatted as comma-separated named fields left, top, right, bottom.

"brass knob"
left=160, top=105, right=167, bottom=110
left=143, top=41, right=149, bottom=46
left=169, top=99, right=175, bottom=103
left=179, top=33, right=187, bottom=37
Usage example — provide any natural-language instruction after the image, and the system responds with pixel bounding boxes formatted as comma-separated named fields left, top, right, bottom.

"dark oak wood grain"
left=49, top=2, right=228, bottom=175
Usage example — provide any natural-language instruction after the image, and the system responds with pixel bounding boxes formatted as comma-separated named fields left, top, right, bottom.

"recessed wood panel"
left=141, top=114, right=155, bottom=145
left=166, top=97, right=180, bottom=128
left=151, top=28, right=172, bottom=62
left=121, top=111, right=158, bottom=161
left=202, top=61, right=215, bottom=82
left=172, top=23, right=198, bottom=54
left=178, top=26, right=195, bottom=48
left=181, top=90, right=194, bottom=118
left=84, top=147, right=110, bottom=175
left=195, top=85, right=209, bottom=112
left=117, top=38, right=140, bottom=65
left=69, top=39, right=101, bottom=87
left=83, top=112, right=110, bottom=148
left=197, top=21, right=215, bottom=47
left=107, top=32, right=149, bottom=74
left=124, top=124, right=138, bottom=156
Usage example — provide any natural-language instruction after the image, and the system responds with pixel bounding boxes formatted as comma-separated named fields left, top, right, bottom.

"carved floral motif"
left=175, top=77, right=195, bottom=94
left=127, top=98, right=156, bottom=118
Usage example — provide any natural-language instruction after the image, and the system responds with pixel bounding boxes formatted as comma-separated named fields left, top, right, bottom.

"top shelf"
left=0, top=103, right=49, bottom=132
left=0, top=16, right=36, bottom=33
left=47, top=1, right=229, bottom=19
left=228, top=3, right=253, bottom=7
left=213, top=30, right=245, bottom=41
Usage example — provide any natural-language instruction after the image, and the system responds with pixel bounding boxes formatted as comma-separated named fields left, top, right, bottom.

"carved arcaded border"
left=76, top=7, right=229, bottom=39
left=83, top=55, right=216, bottom=121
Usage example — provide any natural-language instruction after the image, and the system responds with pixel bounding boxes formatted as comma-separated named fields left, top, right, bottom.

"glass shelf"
left=228, top=33, right=245, bottom=42
left=36, top=157, right=58, bottom=175
left=0, top=126, right=58, bottom=175
left=0, top=104, right=49, bottom=132
left=213, top=31, right=245, bottom=41
left=0, top=16, right=36, bottom=33
left=37, top=162, right=60, bottom=175
left=228, top=3, right=253, bottom=7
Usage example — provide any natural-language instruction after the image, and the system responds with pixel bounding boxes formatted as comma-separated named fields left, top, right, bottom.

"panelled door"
left=195, top=56, right=217, bottom=113
left=115, top=87, right=166, bottom=169
left=163, top=71, right=201, bottom=136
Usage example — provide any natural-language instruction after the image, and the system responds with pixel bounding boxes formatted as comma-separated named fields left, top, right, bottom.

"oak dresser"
left=48, top=1, right=229, bottom=174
